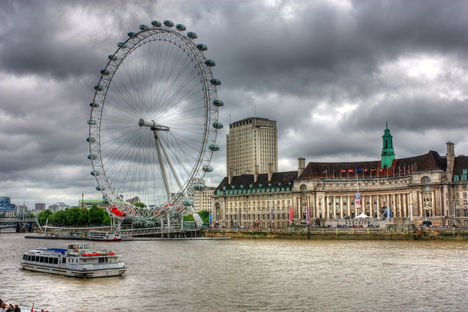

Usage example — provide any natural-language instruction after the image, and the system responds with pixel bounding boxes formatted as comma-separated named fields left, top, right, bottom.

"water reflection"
left=1, top=234, right=467, bottom=311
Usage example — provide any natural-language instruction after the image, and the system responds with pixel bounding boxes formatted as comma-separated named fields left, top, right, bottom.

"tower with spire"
left=381, top=122, right=395, bottom=169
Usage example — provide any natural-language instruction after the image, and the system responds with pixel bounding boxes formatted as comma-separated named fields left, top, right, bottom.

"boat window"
left=23, top=255, right=26, bottom=260
left=32, top=256, right=36, bottom=262
left=54, top=258, right=58, bottom=264
left=48, top=258, right=53, bottom=264
left=62, top=258, right=66, bottom=264
left=40, top=256, right=44, bottom=263
left=99, top=258, right=105, bottom=263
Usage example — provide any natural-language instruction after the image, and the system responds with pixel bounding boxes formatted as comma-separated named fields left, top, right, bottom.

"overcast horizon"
left=1, top=0, right=467, bottom=208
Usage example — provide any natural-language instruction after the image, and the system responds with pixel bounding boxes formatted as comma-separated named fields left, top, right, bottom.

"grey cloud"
left=0, top=0, right=467, bottom=206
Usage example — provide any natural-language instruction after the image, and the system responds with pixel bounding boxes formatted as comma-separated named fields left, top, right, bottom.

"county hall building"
left=212, top=125, right=468, bottom=228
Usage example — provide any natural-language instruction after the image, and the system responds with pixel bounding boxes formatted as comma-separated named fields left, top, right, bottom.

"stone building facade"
left=212, top=127, right=468, bottom=228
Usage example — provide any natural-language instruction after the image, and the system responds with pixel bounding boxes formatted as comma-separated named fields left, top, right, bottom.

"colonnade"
left=296, top=191, right=432, bottom=220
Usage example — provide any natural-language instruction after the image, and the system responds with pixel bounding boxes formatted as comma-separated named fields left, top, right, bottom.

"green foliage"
left=37, top=205, right=110, bottom=226
left=78, top=208, right=88, bottom=226
left=134, top=202, right=146, bottom=208
left=88, top=204, right=106, bottom=225
left=103, top=213, right=110, bottom=225
left=198, top=210, right=210, bottom=224
left=37, top=209, right=53, bottom=225
left=183, top=214, right=195, bottom=221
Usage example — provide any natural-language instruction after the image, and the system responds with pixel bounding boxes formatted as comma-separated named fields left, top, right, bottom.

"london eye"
left=87, top=20, right=223, bottom=221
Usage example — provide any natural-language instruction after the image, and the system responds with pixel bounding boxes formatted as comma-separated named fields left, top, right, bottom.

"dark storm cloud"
left=205, top=0, right=468, bottom=97
left=0, top=0, right=467, bottom=206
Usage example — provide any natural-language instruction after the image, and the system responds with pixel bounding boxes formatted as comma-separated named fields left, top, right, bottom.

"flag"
left=348, top=169, right=353, bottom=172
left=354, top=192, right=362, bottom=208
left=209, top=211, right=212, bottom=223
left=289, top=206, right=293, bottom=223
left=340, top=169, right=347, bottom=173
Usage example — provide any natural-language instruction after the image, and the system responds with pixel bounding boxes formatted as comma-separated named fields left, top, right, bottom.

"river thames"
left=1, top=233, right=467, bottom=311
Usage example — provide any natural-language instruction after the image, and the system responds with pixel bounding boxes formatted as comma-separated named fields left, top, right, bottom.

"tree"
left=52, top=210, right=67, bottom=226
left=198, top=210, right=210, bottom=224
left=88, top=205, right=106, bottom=225
left=37, top=209, right=53, bottom=225
left=134, top=202, right=146, bottom=208
left=183, top=214, right=195, bottom=221
left=78, top=208, right=88, bottom=226
left=65, top=207, right=81, bottom=226
left=103, top=213, right=110, bottom=225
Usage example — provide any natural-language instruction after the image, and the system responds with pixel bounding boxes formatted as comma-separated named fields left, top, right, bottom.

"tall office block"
left=226, top=117, right=278, bottom=178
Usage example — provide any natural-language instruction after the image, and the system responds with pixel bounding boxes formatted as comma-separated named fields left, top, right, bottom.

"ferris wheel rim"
left=87, top=22, right=221, bottom=219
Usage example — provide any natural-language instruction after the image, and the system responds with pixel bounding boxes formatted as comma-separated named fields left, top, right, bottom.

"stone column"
left=347, top=196, right=351, bottom=217
left=321, top=196, right=325, bottom=219
left=340, top=196, right=344, bottom=219
left=431, top=191, right=435, bottom=217
left=369, top=195, right=373, bottom=218
left=418, top=191, right=423, bottom=217
left=403, top=194, right=407, bottom=218
left=376, top=195, right=380, bottom=218
left=398, top=194, right=402, bottom=217
left=333, top=196, right=337, bottom=219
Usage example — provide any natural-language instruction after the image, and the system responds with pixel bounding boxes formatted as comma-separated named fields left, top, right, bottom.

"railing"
left=120, top=225, right=199, bottom=237
left=0, top=217, right=36, bottom=223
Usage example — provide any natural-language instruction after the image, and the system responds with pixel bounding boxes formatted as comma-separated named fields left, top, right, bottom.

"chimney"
left=254, top=164, right=259, bottom=183
left=268, top=163, right=273, bottom=182
left=298, top=157, right=305, bottom=177
left=446, top=142, right=455, bottom=181
left=228, top=167, right=233, bottom=185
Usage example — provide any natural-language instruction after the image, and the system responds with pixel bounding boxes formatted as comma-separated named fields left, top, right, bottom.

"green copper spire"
left=381, top=122, right=395, bottom=169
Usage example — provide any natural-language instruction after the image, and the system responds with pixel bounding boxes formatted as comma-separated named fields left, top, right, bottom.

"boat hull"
left=21, top=263, right=126, bottom=278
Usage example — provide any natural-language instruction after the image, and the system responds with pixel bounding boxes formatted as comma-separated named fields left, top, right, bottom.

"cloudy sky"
left=1, top=0, right=467, bottom=208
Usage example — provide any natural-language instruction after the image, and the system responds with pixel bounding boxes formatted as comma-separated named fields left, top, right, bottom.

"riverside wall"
left=204, top=227, right=468, bottom=241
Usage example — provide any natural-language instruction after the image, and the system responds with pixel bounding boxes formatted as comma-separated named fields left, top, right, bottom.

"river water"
left=0, top=233, right=467, bottom=311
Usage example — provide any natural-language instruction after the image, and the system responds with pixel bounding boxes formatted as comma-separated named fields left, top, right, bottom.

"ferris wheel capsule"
left=205, top=59, right=215, bottom=66
left=210, top=78, right=221, bottom=86
left=163, top=20, right=174, bottom=27
left=187, top=32, right=197, bottom=39
left=197, top=43, right=208, bottom=51
left=213, top=99, right=224, bottom=107
left=151, top=20, right=162, bottom=27
left=212, top=121, right=223, bottom=129
left=176, top=24, right=186, bottom=31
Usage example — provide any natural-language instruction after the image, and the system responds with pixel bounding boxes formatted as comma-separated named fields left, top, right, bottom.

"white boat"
left=88, top=231, right=121, bottom=241
left=21, top=244, right=126, bottom=278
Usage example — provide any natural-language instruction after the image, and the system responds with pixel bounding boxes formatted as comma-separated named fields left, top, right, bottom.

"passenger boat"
left=88, top=231, right=121, bottom=241
left=20, top=244, right=126, bottom=278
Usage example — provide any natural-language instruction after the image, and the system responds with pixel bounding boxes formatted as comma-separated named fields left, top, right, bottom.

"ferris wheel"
left=87, top=20, right=223, bottom=220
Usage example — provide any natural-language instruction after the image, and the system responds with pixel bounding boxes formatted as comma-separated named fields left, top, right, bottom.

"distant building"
left=35, top=203, right=46, bottom=211
left=226, top=117, right=278, bottom=178
left=0, top=196, right=17, bottom=213
left=192, top=186, right=216, bottom=212
left=79, top=199, right=109, bottom=209
left=48, top=202, right=70, bottom=212
left=16, top=204, right=28, bottom=217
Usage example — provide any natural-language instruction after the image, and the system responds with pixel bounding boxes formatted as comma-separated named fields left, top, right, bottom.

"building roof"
left=299, top=150, right=447, bottom=179
left=454, top=155, right=468, bottom=176
left=215, top=171, right=297, bottom=192
left=229, top=117, right=276, bottom=127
